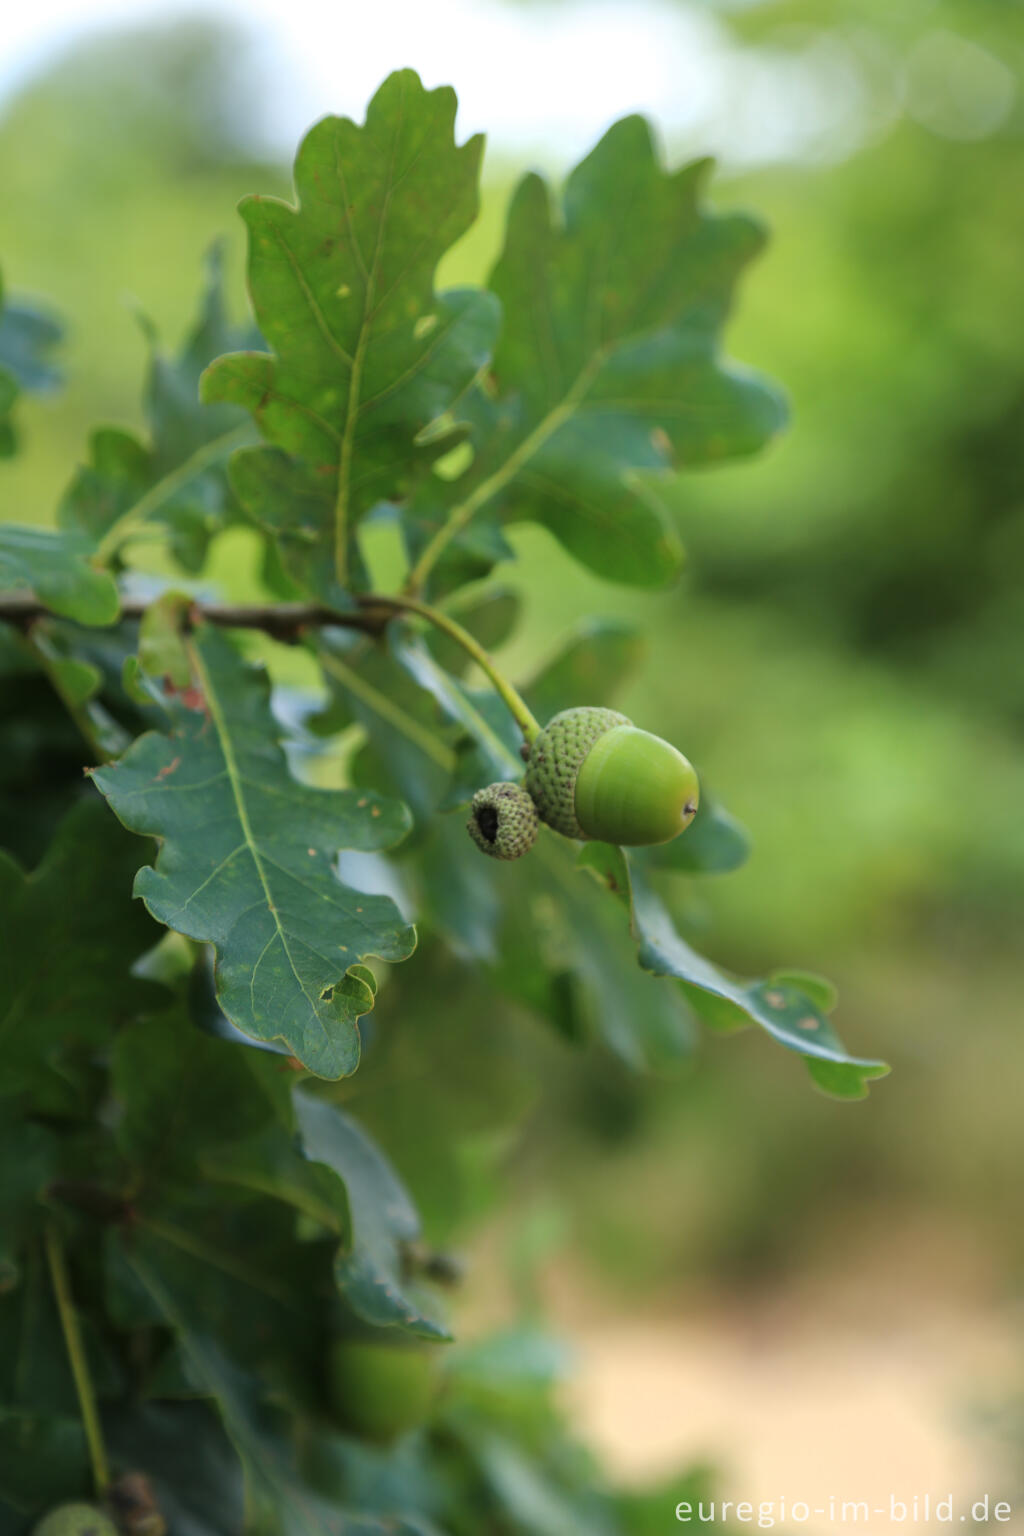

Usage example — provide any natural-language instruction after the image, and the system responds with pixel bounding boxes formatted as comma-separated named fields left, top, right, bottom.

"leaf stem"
left=367, top=593, right=541, bottom=743
left=403, top=353, right=605, bottom=597
left=45, top=1221, right=110, bottom=1495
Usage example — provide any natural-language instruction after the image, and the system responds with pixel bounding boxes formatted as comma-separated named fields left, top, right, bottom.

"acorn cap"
left=523, top=707, right=629, bottom=839
left=467, top=781, right=539, bottom=860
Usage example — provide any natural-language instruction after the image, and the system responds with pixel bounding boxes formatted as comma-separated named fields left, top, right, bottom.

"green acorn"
left=467, top=780, right=539, bottom=860
left=31, top=1506, right=118, bottom=1536
left=524, top=707, right=699, bottom=846
left=326, top=1336, right=441, bottom=1443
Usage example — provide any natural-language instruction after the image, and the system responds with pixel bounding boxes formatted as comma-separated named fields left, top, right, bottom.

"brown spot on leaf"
left=155, top=756, right=181, bottom=781
left=164, top=680, right=207, bottom=714
left=764, top=989, right=785, bottom=1008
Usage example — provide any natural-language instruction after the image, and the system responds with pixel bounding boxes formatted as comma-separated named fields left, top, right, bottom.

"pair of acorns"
left=467, top=706, right=699, bottom=858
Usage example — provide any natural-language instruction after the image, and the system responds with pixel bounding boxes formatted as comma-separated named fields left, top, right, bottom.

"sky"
left=0, top=0, right=882, bottom=170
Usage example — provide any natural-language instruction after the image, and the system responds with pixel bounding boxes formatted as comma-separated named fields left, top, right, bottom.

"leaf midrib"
left=186, top=638, right=321, bottom=1024
left=332, top=82, right=407, bottom=585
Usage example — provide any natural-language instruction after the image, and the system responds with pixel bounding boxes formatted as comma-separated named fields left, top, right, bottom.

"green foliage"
left=59, top=245, right=259, bottom=575
left=0, top=66, right=887, bottom=1531
left=202, top=71, right=500, bottom=603
left=403, top=121, right=785, bottom=595
left=0, top=526, right=118, bottom=626
left=0, top=269, right=62, bottom=459
left=92, top=627, right=415, bottom=1077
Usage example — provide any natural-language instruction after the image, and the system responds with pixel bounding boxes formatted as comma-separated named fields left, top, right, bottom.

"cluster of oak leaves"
left=0, top=71, right=885, bottom=1536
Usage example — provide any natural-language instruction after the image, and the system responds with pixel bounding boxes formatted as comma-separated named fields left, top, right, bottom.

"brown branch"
left=0, top=587, right=539, bottom=741
left=0, top=591, right=400, bottom=641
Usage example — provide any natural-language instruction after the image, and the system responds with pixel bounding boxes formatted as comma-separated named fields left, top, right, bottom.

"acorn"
left=31, top=1506, right=118, bottom=1536
left=326, top=1336, right=441, bottom=1443
left=466, top=780, right=539, bottom=860
left=524, top=706, right=699, bottom=846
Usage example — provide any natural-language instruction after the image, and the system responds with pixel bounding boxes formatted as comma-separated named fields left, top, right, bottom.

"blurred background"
left=2, top=0, right=1022, bottom=1525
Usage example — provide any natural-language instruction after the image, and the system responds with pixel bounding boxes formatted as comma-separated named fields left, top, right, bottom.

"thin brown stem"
left=362, top=593, right=541, bottom=742
left=0, top=592, right=385, bottom=639
left=1, top=589, right=541, bottom=743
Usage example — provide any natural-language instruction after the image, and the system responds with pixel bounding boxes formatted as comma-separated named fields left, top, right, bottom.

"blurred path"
left=549, top=1230, right=1023, bottom=1533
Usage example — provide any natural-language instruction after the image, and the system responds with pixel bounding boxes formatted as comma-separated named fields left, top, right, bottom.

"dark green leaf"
left=583, top=844, right=888, bottom=1097
left=294, top=1092, right=450, bottom=1340
left=92, top=628, right=416, bottom=1078
left=0, top=270, right=63, bottom=460
left=0, top=1246, right=78, bottom=1417
left=104, top=1401, right=245, bottom=1536
left=59, top=247, right=258, bottom=572
left=413, top=817, right=501, bottom=962
left=295, top=1430, right=450, bottom=1535
left=202, top=70, right=500, bottom=602
left=345, top=943, right=537, bottom=1239
left=0, top=799, right=162, bottom=1115
left=201, top=1125, right=350, bottom=1236
left=113, top=1009, right=292, bottom=1185
left=447, top=1330, right=572, bottom=1397
left=0, top=630, right=89, bottom=867
left=409, top=121, right=785, bottom=590
left=523, top=620, right=646, bottom=721
left=23, top=625, right=130, bottom=761
left=521, top=838, right=695, bottom=1069
left=116, top=1237, right=429, bottom=1535
left=644, top=794, right=751, bottom=875
left=426, top=587, right=520, bottom=678
left=390, top=633, right=522, bottom=792
left=0, top=371, right=17, bottom=460
left=0, top=279, right=62, bottom=395
left=317, top=631, right=456, bottom=824
left=458, top=1431, right=615, bottom=1536
left=0, top=1109, right=57, bottom=1276
left=196, top=1091, right=450, bottom=1336
left=0, top=1410, right=88, bottom=1516
left=769, top=968, right=839, bottom=1014
left=0, top=525, right=119, bottom=625
left=105, top=1200, right=328, bottom=1408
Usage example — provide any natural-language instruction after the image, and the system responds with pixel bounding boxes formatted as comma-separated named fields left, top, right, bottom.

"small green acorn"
left=467, top=780, right=539, bottom=860
left=31, top=1506, right=118, bottom=1536
left=326, top=1336, right=441, bottom=1443
left=524, top=706, right=699, bottom=846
